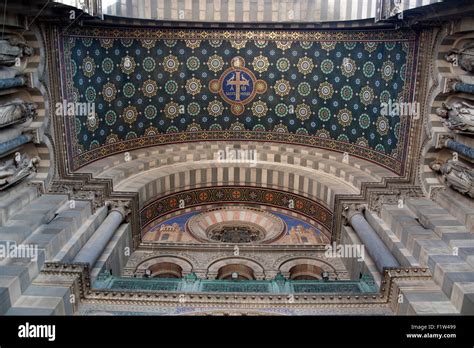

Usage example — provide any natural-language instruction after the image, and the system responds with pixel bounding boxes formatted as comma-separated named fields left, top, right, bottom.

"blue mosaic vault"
left=59, top=28, right=419, bottom=174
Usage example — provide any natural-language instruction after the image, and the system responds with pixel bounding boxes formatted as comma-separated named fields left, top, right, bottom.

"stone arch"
left=206, top=256, right=266, bottom=280
left=277, top=257, right=338, bottom=279
left=134, top=255, right=194, bottom=277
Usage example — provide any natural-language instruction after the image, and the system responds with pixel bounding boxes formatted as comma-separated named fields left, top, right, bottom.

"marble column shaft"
left=446, top=138, right=474, bottom=160
left=73, top=208, right=125, bottom=268
left=452, top=81, right=474, bottom=94
left=0, top=76, right=25, bottom=90
left=348, top=212, right=400, bottom=273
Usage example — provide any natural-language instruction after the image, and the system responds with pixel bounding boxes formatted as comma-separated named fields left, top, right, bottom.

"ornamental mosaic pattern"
left=60, top=27, right=419, bottom=174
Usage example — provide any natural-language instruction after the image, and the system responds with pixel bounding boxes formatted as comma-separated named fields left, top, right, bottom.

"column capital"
left=107, top=200, right=132, bottom=221
left=341, top=203, right=365, bottom=226
left=434, top=132, right=453, bottom=149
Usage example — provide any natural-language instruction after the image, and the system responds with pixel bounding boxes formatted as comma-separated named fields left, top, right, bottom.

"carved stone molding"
left=368, top=186, right=425, bottom=216
left=49, top=181, right=106, bottom=212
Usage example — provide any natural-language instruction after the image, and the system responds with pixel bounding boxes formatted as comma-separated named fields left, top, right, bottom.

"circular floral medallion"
left=273, top=124, right=289, bottom=133
left=186, top=122, right=202, bottom=132
left=381, top=60, right=395, bottom=82
left=102, top=82, right=117, bottom=103
left=300, top=41, right=313, bottom=49
left=297, top=57, right=314, bottom=75
left=296, top=103, right=311, bottom=121
left=337, top=108, right=353, bottom=127
left=208, top=100, right=224, bottom=117
left=71, top=60, right=77, bottom=77
left=163, top=54, right=179, bottom=73
left=164, top=80, right=178, bottom=95
left=122, top=106, right=138, bottom=124
left=85, top=86, right=96, bottom=102
left=356, top=136, right=369, bottom=147
left=120, top=56, right=136, bottom=75
left=317, top=81, right=334, bottom=100
left=187, top=102, right=201, bottom=116
left=75, top=118, right=81, bottom=134
left=89, top=140, right=99, bottom=150
left=276, top=57, right=290, bottom=72
left=338, top=134, right=349, bottom=142
left=144, top=105, right=157, bottom=120
left=207, top=54, right=224, bottom=73
left=106, top=133, right=119, bottom=144
left=209, top=40, right=222, bottom=47
left=122, top=82, right=136, bottom=98
left=379, top=90, right=391, bottom=105
left=230, top=121, right=245, bottom=131
left=126, top=131, right=137, bottom=140
left=376, top=115, right=389, bottom=136
left=251, top=100, right=268, bottom=118
left=100, top=38, right=114, bottom=49
left=364, top=42, right=378, bottom=53
left=209, top=123, right=222, bottom=131
left=297, top=82, right=311, bottom=96
left=276, top=41, right=292, bottom=51
left=375, top=144, right=385, bottom=153
left=320, top=59, right=334, bottom=74
left=186, top=56, right=200, bottom=71
left=166, top=125, right=179, bottom=133
left=82, top=38, right=93, bottom=47
left=385, top=42, right=396, bottom=50
left=120, top=38, right=133, bottom=47
left=296, top=127, right=309, bottom=135
left=185, top=39, right=201, bottom=49
left=252, top=55, right=270, bottom=73
left=230, top=40, right=247, bottom=50
left=185, top=77, right=202, bottom=96
left=359, top=86, right=375, bottom=106
left=316, top=129, right=331, bottom=138
left=164, top=102, right=180, bottom=119
left=363, top=61, right=375, bottom=78
left=253, top=124, right=266, bottom=131
left=145, top=126, right=158, bottom=136
left=400, top=64, right=406, bottom=82
left=318, top=107, right=331, bottom=121
left=140, top=39, right=156, bottom=49
left=394, top=122, right=400, bottom=140
left=86, top=114, right=99, bottom=132
left=344, top=42, right=357, bottom=50
left=359, top=113, right=370, bottom=129
left=275, top=103, right=288, bottom=117
left=101, top=57, right=114, bottom=74
left=340, top=85, right=353, bottom=101
left=274, top=79, right=291, bottom=97
left=82, top=56, right=96, bottom=78
left=320, top=41, right=336, bottom=51
left=341, top=57, right=356, bottom=78
left=143, top=57, right=156, bottom=72
left=255, top=40, right=268, bottom=48
left=142, top=79, right=158, bottom=98
left=164, top=40, right=177, bottom=47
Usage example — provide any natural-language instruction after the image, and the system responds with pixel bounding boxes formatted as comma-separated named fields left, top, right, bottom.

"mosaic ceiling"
left=59, top=27, right=419, bottom=174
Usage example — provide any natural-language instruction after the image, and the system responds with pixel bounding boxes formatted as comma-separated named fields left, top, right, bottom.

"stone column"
left=0, top=76, right=25, bottom=90
left=441, top=135, right=474, bottom=160
left=73, top=201, right=130, bottom=268
left=445, top=78, right=474, bottom=94
left=342, top=204, right=399, bottom=273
